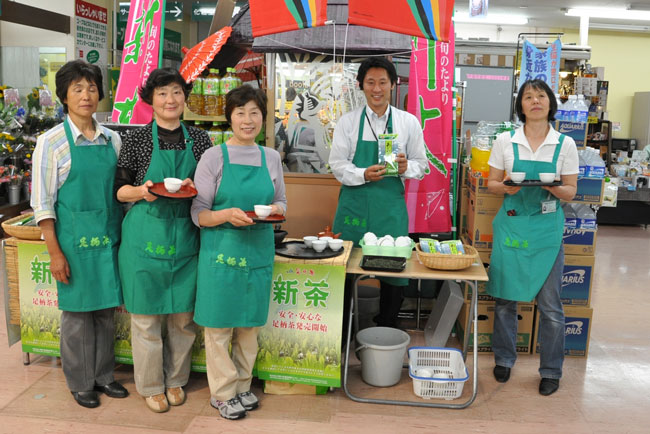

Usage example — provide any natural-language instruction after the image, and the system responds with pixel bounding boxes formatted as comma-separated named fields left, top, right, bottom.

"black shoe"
left=493, top=365, right=511, bottom=383
left=539, top=378, right=560, bottom=396
left=94, top=381, right=129, bottom=398
left=71, top=391, right=100, bottom=408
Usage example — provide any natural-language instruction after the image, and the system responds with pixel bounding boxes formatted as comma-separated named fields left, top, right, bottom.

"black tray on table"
left=360, top=255, right=406, bottom=272
left=503, top=180, right=562, bottom=187
left=275, top=240, right=344, bottom=259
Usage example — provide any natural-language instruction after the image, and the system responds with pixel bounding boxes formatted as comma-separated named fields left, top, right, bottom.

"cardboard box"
left=571, top=177, right=604, bottom=205
left=533, top=305, right=593, bottom=358
left=467, top=172, right=502, bottom=197
left=456, top=301, right=534, bottom=354
left=466, top=192, right=503, bottom=251
left=462, top=280, right=494, bottom=302
left=561, top=254, right=595, bottom=306
left=563, top=227, right=597, bottom=256
left=555, top=120, right=588, bottom=148
left=458, top=187, right=469, bottom=237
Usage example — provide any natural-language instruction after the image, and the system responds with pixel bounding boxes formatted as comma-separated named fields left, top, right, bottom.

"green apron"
left=194, top=144, right=275, bottom=328
left=487, top=132, right=566, bottom=302
left=332, top=107, right=408, bottom=286
left=54, top=118, right=122, bottom=312
left=119, top=121, right=199, bottom=314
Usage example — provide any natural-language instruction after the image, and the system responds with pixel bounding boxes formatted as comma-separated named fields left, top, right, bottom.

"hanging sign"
left=348, top=0, right=454, bottom=42
left=405, top=27, right=455, bottom=233
left=249, top=0, right=328, bottom=37
left=75, top=0, right=108, bottom=66
left=469, top=0, right=488, bottom=18
left=112, top=0, right=165, bottom=124
left=519, top=39, right=562, bottom=93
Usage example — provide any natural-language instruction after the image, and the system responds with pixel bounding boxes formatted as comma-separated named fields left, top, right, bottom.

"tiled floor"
left=1, top=225, right=648, bottom=433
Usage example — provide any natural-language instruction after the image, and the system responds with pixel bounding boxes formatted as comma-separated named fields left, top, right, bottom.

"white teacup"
left=509, top=172, right=526, bottom=183
left=311, top=240, right=327, bottom=252
left=539, top=172, right=556, bottom=183
left=328, top=239, right=343, bottom=251
left=303, top=236, right=318, bottom=248
left=254, top=205, right=272, bottom=219
left=319, top=236, right=333, bottom=242
left=163, top=177, right=182, bottom=193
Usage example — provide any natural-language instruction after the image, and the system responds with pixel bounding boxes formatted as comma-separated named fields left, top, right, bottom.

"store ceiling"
left=454, top=0, right=650, bottom=29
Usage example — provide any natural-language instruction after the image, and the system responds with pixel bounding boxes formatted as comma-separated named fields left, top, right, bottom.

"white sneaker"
left=237, top=391, right=259, bottom=410
left=210, top=396, right=246, bottom=420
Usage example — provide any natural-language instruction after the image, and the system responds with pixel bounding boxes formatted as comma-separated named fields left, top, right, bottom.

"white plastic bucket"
left=355, top=327, right=411, bottom=387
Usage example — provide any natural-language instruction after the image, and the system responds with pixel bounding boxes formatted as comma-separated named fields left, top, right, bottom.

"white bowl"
left=254, top=205, right=272, bottom=219
left=303, top=236, right=318, bottom=248
left=311, top=239, right=327, bottom=252
left=539, top=172, right=556, bottom=183
left=509, top=172, right=526, bottom=183
left=163, top=177, right=182, bottom=193
left=328, top=239, right=343, bottom=251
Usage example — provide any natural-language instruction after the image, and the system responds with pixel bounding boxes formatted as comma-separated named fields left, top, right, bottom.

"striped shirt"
left=30, top=116, right=122, bottom=223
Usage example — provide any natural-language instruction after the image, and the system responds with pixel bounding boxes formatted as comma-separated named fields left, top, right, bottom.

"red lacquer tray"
left=244, top=211, right=286, bottom=223
left=148, top=182, right=198, bottom=200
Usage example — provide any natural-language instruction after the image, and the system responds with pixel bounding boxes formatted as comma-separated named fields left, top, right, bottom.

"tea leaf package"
left=378, top=133, right=399, bottom=176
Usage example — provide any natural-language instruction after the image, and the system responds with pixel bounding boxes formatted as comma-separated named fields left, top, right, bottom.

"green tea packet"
left=378, top=133, right=399, bottom=176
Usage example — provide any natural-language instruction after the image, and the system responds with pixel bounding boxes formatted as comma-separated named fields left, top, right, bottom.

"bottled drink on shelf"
left=203, top=68, right=220, bottom=116
left=187, top=77, right=203, bottom=115
left=222, top=125, right=234, bottom=143
left=208, top=122, right=223, bottom=146
left=576, top=95, right=589, bottom=123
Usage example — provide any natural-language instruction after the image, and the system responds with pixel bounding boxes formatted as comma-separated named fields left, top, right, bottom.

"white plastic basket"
left=407, top=347, right=469, bottom=400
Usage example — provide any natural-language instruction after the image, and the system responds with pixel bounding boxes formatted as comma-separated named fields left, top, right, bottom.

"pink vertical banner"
left=405, top=29, right=455, bottom=233
left=111, top=0, right=165, bottom=124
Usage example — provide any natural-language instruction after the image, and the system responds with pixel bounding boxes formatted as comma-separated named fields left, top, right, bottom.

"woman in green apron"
left=329, top=57, right=428, bottom=328
left=192, top=85, right=286, bottom=420
left=486, top=79, right=579, bottom=396
left=31, top=60, right=128, bottom=408
left=115, top=69, right=211, bottom=413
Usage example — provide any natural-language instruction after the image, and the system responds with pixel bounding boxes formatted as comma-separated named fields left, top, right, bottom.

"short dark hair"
left=356, top=57, right=397, bottom=90
left=515, top=79, right=558, bottom=123
left=55, top=59, right=104, bottom=113
left=225, top=85, right=267, bottom=124
left=139, top=68, right=193, bottom=105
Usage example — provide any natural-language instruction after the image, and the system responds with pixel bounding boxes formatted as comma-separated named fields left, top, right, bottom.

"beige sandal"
left=166, top=387, right=186, bottom=406
left=145, top=393, right=169, bottom=413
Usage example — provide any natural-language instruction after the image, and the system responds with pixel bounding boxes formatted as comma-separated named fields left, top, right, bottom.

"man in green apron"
left=329, top=57, right=428, bottom=328
left=31, top=60, right=128, bottom=408
left=486, top=79, right=579, bottom=396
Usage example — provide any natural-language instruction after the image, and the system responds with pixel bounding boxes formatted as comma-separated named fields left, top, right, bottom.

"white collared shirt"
left=329, top=104, right=428, bottom=186
left=488, top=125, right=579, bottom=176
left=31, top=116, right=122, bottom=223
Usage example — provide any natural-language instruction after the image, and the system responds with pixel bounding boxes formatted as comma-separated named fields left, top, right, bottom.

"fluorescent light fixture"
left=589, top=23, right=650, bottom=32
left=566, top=8, right=650, bottom=21
left=453, top=13, right=528, bottom=25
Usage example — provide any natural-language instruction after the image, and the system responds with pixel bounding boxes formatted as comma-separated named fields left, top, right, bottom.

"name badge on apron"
left=541, top=200, right=557, bottom=214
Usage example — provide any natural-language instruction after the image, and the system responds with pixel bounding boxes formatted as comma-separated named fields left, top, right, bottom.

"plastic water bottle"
left=576, top=95, right=589, bottom=123
left=561, top=203, right=577, bottom=228
left=559, top=97, right=573, bottom=122
left=574, top=204, right=597, bottom=229
left=567, top=95, right=578, bottom=122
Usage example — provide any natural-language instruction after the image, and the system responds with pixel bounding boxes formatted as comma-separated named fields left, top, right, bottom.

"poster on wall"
left=519, top=39, right=562, bottom=93
left=75, top=0, right=108, bottom=65
left=255, top=263, right=345, bottom=387
left=405, top=29, right=455, bottom=233
left=112, top=0, right=165, bottom=124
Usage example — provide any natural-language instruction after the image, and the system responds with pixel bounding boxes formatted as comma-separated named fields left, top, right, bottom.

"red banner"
left=405, top=27, right=455, bottom=233
left=249, top=0, right=328, bottom=37
left=348, top=0, right=454, bottom=42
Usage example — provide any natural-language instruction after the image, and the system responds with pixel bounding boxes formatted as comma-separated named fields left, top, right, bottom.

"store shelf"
left=183, top=107, right=226, bottom=123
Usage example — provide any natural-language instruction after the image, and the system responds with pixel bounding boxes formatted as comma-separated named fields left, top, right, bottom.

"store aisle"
left=1, top=225, right=649, bottom=434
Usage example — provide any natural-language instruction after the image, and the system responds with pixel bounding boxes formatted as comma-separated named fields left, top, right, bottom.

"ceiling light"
left=566, top=8, right=650, bottom=21
left=589, top=23, right=650, bottom=32
left=453, top=13, right=528, bottom=25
